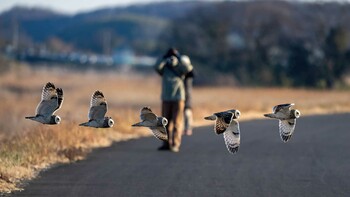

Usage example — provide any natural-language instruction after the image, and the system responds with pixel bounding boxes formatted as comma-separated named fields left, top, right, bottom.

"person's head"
left=164, top=47, right=179, bottom=58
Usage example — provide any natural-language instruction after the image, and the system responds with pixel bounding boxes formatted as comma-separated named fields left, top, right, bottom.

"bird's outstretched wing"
left=41, top=82, right=57, bottom=101
left=279, top=119, right=296, bottom=142
left=36, top=82, right=59, bottom=116
left=223, top=119, right=240, bottom=154
left=273, top=103, right=294, bottom=114
left=140, top=107, right=157, bottom=121
left=151, top=126, right=168, bottom=141
left=53, top=88, right=63, bottom=114
left=88, top=91, right=107, bottom=120
left=214, top=112, right=233, bottom=134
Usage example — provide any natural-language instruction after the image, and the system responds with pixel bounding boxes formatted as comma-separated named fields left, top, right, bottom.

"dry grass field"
left=0, top=63, right=349, bottom=193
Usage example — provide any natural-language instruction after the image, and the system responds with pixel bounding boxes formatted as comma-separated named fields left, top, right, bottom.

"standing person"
left=182, top=55, right=194, bottom=136
left=154, top=48, right=193, bottom=152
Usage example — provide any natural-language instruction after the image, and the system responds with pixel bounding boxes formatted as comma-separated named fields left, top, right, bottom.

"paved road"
left=13, top=114, right=350, bottom=197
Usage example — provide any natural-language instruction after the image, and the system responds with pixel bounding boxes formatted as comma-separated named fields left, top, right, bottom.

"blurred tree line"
left=1, top=1, right=350, bottom=88
left=159, top=1, right=350, bottom=88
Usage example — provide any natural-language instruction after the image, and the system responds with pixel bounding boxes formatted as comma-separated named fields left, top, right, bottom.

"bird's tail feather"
left=79, top=122, right=89, bottom=126
left=132, top=122, right=143, bottom=127
left=25, top=116, right=36, bottom=120
left=264, top=113, right=276, bottom=119
left=204, top=115, right=216, bottom=121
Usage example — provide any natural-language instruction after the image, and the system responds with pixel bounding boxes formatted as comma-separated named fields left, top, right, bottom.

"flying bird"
left=132, top=107, right=168, bottom=141
left=79, top=91, right=114, bottom=128
left=264, top=103, right=301, bottom=142
left=25, top=82, right=64, bottom=124
left=204, top=109, right=241, bottom=154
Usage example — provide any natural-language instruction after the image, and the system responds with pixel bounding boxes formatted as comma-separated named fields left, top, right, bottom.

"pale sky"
left=0, top=0, right=348, bottom=15
left=0, top=0, right=188, bottom=14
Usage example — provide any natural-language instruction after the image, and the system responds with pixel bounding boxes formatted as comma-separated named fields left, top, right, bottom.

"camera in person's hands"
left=166, top=56, right=178, bottom=67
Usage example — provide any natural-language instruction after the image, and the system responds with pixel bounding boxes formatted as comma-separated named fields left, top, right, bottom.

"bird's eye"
left=108, top=119, right=114, bottom=127
left=235, top=110, right=241, bottom=118
left=162, top=118, right=168, bottom=125
left=55, top=116, right=61, bottom=123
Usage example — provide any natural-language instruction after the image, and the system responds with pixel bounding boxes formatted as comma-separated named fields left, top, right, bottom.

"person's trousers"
left=162, top=100, right=185, bottom=148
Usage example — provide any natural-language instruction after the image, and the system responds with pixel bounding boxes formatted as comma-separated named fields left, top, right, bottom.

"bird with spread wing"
left=264, top=103, right=301, bottom=142
left=79, top=91, right=114, bottom=128
left=204, top=109, right=241, bottom=154
left=25, top=82, right=63, bottom=124
left=132, top=107, right=168, bottom=141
